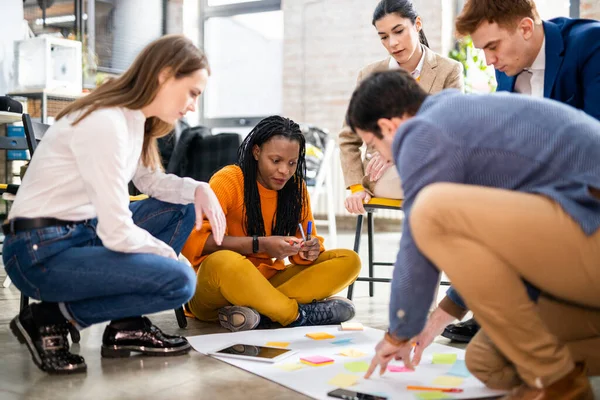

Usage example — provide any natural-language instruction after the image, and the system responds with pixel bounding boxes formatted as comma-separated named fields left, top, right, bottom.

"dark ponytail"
left=418, top=29, right=429, bottom=48
left=373, top=0, right=429, bottom=47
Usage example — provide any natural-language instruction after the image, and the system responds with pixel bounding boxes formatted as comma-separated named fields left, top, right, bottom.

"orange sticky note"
left=266, top=341, right=290, bottom=348
left=306, top=332, right=335, bottom=340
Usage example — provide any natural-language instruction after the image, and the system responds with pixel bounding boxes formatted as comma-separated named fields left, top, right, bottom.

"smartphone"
left=327, top=389, right=388, bottom=400
left=208, top=344, right=297, bottom=363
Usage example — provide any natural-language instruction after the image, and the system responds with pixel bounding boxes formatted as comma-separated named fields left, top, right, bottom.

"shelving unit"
left=0, top=111, right=22, bottom=124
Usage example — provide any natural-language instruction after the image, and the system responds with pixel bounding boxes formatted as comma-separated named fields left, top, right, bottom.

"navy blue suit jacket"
left=445, top=18, right=600, bottom=316
left=496, top=17, right=600, bottom=120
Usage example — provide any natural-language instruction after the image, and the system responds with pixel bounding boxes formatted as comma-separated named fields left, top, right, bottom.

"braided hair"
left=237, top=116, right=308, bottom=237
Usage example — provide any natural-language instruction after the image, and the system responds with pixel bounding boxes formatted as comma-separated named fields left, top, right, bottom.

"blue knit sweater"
left=390, top=89, right=600, bottom=338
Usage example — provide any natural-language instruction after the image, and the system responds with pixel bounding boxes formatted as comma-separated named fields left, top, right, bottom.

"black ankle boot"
left=10, top=304, right=87, bottom=374
left=101, top=317, right=191, bottom=358
left=441, top=318, right=480, bottom=343
left=291, top=297, right=356, bottom=327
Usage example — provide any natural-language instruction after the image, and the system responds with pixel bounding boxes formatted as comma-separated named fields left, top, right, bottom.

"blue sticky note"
left=447, top=359, right=471, bottom=378
left=331, top=338, right=353, bottom=345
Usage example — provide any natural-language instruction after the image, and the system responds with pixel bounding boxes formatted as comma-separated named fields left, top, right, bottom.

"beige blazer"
left=338, top=46, right=464, bottom=193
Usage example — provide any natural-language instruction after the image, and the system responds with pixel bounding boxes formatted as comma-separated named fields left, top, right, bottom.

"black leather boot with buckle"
left=10, top=303, right=87, bottom=374
left=101, top=317, right=191, bottom=358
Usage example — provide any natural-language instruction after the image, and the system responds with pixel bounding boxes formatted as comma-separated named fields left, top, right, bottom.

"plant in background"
left=449, top=36, right=497, bottom=93
left=82, top=43, right=99, bottom=90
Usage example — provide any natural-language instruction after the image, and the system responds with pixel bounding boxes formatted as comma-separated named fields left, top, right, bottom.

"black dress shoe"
left=9, top=306, right=87, bottom=374
left=441, top=318, right=480, bottom=343
left=101, top=317, right=191, bottom=358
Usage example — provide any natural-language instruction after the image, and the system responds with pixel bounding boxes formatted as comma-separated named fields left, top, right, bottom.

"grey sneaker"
left=218, top=306, right=261, bottom=332
left=293, top=296, right=356, bottom=326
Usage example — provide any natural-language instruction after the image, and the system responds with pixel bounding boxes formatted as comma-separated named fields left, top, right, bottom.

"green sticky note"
left=414, top=392, right=452, bottom=399
left=344, top=361, right=370, bottom=373
left=432, top=353, right=458, bottom=365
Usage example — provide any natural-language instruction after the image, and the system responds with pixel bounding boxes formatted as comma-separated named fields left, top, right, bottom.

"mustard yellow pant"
left=188, top=249, right=361, bottom=326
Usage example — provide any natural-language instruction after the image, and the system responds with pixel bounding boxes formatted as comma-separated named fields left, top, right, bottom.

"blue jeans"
left=2, top=198, right=196, bottom=328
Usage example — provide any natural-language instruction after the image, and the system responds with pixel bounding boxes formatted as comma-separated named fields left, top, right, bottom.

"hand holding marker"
left=292, top=222, right=313, bottom=247
left=298, top=223, right=307, bottom=242
left=289, top=223, right=306, bottom=246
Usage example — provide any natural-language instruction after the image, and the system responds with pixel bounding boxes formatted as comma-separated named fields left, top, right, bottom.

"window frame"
left=199, top=0, right=282, bottom=129
left=92, top=0, right=169, bottom=74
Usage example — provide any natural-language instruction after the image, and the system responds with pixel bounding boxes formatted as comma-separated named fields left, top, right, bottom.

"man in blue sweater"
left=346, top=69, right=599, bottom=399
left=444, top=0, right=600, bottom=345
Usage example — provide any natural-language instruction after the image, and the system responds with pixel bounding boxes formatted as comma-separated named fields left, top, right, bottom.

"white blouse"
left=8, top=107, right=200, bottom=258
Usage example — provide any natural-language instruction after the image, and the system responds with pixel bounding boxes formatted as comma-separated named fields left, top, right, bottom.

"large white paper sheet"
left=187, top=325, right=506, bottom=400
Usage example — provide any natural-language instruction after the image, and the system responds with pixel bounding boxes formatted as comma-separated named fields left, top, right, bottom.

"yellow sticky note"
left=432, top=353, right=458, bottom=365
left=266, top=341, right=290, bottom=348
left=340, top=322, right=364, bottom=331
left=277, top=363, right=304, bottom=371
left=415, top=392, right=452, bottom=400
left=327, top=373, right=359, bottom=388
left=306, top=332, right=335, bottom=340
left=432, top=375, right=465, bottom=387
left=339, top=348, right=367, bottom=358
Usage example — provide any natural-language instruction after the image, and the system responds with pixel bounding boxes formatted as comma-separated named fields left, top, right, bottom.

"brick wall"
left=282, top=0, right=452, bottom=218
left=282, top=0, right=452, bottom=136
left=282, top=0, right=381, bottom=133
left=581, top=0, right=600, bottom=19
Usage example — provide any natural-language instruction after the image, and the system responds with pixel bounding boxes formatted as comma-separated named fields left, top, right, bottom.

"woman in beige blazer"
left=340, top=0, right=464, bottom=214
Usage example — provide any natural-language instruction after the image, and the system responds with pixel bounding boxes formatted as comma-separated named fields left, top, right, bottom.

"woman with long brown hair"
left=3, top=35, right=225, bottom=374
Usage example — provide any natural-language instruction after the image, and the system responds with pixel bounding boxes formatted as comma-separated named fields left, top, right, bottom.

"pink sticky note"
left=301, top=355, right=334, bottom=364
left=387, top=365, right=413, bottom=372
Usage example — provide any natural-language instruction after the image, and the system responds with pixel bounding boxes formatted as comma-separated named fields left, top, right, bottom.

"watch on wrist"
left=252, top=235, right=259, bottom=253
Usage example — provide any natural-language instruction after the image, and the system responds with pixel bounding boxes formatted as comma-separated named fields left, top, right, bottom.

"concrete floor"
left=0, top=231, right=598, bottom=399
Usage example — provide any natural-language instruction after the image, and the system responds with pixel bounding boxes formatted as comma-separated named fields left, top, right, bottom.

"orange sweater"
left=182, top=165, right=325, bottom=279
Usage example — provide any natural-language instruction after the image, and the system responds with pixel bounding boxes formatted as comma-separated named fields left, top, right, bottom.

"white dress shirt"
left=9, top=107, right=201, bottom=258
left=389, top=44, right=426, bottom=80
left=515, top=37, right=546, bottom=98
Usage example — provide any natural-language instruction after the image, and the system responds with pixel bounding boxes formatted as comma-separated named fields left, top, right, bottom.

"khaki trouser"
left=465, top=295, right=600, bottom=390
left=371, top=165, right=404, bottom=199
left=410, top=183, right=600, bottom=388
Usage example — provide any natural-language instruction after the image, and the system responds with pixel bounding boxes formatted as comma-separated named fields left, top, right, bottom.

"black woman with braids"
left=182, top=116, right=360, bottom=331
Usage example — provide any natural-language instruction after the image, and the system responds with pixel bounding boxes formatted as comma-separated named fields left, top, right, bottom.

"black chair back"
left=22, top=113, right=50, bottom=156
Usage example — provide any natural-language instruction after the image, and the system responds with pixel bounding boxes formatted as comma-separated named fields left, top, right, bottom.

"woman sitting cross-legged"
left=182, top=116, right=361, bottom=331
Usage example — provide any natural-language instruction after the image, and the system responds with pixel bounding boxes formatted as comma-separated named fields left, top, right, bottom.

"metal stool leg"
left=20, top=294, right=29, bottom=311
left=367, top=210, right=375, bottom=297
left=347, top=214, right=364, bottom=300
left=175, top=306, right=188, bottom=328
